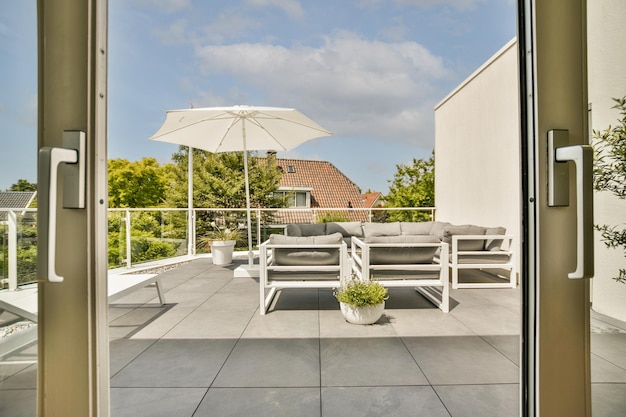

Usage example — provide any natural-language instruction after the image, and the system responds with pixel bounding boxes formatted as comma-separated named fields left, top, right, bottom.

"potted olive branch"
left=334, top=278, right=389, bottom=324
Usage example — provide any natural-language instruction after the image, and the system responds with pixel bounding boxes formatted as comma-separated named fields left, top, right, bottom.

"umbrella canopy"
left=150, top=106, right=332, bottom=153
left=149, top=105, right=332, bottom=268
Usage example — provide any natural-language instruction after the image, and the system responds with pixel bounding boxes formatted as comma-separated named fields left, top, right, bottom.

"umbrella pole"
left=242, top=120, right=254, bottom=267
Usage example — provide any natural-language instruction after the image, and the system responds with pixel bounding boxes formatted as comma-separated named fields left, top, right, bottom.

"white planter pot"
left=210, top=240, right=236, bottom=265
left=340, top=301, right=385, bottom=325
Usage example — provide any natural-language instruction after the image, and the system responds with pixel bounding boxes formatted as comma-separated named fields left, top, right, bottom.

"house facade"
left=270, top=158, right=368, bottom=223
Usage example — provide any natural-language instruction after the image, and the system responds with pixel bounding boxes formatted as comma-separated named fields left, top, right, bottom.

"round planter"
left=210, top=240, right=236, bottom=265
left=340, top=301, right=385, bottom=325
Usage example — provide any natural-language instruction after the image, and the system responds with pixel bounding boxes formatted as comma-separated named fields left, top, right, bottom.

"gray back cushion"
left=326, top=222, right=363, bottom=237
left=430, top=222, right=451, bottom=240
left=269, top=233, right=342, bottom=266
left=442, top=225, right=487, bottom=251
left=484, top=227, right=506, bottom=251
left=364, top=235, right=440, bottom=264
left=286, top=223, right=326, bottom=237
left=363, top=222, right=402, bottom=238
left=400, top=221, right=435, bottom=235
left=285, top=224, right=303, bottom=236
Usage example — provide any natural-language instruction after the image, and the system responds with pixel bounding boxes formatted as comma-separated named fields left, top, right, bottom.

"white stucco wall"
left=434, top=2, right=626, bottom=321
left=434, top=39, right=521, bottom=275
left=588, top=0, right=626, bottom=321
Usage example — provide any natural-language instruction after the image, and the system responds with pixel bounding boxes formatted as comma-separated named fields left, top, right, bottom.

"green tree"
left=384, top=152, right=435, bottom=222
left=165, top=147, right=284, bottom=209
left=108, top=157, right=175, bottom=208
left=593, top=96, right=626, bottom=283
left=8, top=179, right=37, bottom=192
left=164, top=147, right=285, bottom=248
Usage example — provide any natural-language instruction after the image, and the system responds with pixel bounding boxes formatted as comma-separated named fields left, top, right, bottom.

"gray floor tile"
left=108, top=305, right=171, bottom=338
left=482, top=335, right=520, bottom=366
left=388, top=309, right=474, bottom=337
left=162, top=308, right=254, bottom=339
left=592, top=353, right=626, bottom=382
left=130, top=305, right=196, bottom=339
left=592, top=383, right=626, bottom=417
left=591, top=334, right=626, bottom=369
left=0, top=362, right=34, bottom=384
left=403, top=336, right=519, bottom=385
left=435, top=384, right=519, bottom=417
left=319, top=309, right=398, bottom=338
left=0, top=363, right=36, bottom=389
left=110, top=387, right=206, bottom=417
left=242, top=310, right=319, bottom=338
left=321, top=386, right=450, bottom=417
left=270, top=288, right=322, bottom=312
left=197, top=291, right=259, bottom=311
left=0, top=389, right=36, bottom=417
left=449, top=303, right=520, bottom=335
left=111, top=339, right=236, bottom=387
left=385, top=287, right=443, bottom=310
left=195, top=387, right=320, bottom=417
left=212, top=338, right=320, bottom=387
left=109, top=338, right=154, bottom=376
left=321, top=338, right=429, bottom=386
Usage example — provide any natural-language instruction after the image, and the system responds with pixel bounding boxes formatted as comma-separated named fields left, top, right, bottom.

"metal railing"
left=1, top=206, right=435, bottom=289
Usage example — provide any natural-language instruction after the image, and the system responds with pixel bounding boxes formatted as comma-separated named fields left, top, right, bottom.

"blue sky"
left=0, top=0, right=516, bottom=194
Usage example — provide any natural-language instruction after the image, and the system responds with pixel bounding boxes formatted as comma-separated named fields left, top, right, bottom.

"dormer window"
left=275, top=187, right=311, bottom=208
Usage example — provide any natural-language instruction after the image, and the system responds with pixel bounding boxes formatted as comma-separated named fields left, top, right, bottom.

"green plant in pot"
left=198, top=222, right=244, bottom=265
left=334, top=279, right=389, bottom=325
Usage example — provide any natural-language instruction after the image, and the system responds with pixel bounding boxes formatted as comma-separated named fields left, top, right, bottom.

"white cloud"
left=246, top=0, right=305, bottom=19
left=193, top=32, right=452, bottom=147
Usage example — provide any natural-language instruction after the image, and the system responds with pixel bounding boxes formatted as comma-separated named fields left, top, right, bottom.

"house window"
left=287, top=165, right=295, bottom=173
left=275, top=190, right=310, bottom=208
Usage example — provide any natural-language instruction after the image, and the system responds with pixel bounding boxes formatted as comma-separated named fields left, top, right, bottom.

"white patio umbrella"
left=149, top=105, right=332, bottom=272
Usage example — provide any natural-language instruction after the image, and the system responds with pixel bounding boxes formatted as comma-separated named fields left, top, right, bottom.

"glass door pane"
left=0, top=2, right=38, bottom=416
left=108, top=2, right=523, bottom=416
left=588, top=2, right=626, bottom=415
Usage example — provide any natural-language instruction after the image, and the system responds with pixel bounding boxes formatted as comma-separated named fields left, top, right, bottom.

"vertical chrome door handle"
left=38, top=131, right=86, bottom=282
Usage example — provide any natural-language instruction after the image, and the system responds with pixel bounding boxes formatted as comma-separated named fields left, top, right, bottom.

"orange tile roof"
left=361, top=191, right=383, bottom=208
left=276, top=159, right=365, bottom=209
left=258, top=157, right=369, bottom=222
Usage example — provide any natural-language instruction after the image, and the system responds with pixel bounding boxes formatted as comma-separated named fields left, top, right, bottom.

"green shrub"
left=334, top=279, right=388, bottom=307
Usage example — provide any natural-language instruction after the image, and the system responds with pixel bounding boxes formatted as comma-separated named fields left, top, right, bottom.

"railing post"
left=125, top=209, right=131, bottom=268
left=190, top=209, right=196, bottom=255
left=8, top=210, right=17, bottom=291
left=256, top=209, right=261, bottom=247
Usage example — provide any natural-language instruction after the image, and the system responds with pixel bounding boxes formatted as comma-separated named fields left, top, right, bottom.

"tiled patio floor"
left=2, top=257, right=626, bottom=416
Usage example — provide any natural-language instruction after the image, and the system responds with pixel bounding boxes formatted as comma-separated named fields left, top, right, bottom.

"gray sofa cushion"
left=326, top=221, right=363, bottom=237
left=286, top=223, right=327, bottom=237
left=400, top=221, right=435, bottom=235
left=363, top=222, right=402, bottom=238
left=269, top=233, right=342, bottom=266
left=285, top=223, right=303, bottom=236
left=430, top=221, right=451, bottom=240
left=484, top=227, right=507, bottom=251
left=364, top=235, right=440, bottom=264
left=442, top=225, right=487, bottom=251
